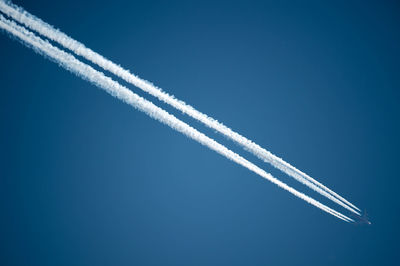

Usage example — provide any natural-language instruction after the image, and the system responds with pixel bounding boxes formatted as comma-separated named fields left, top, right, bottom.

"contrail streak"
left=0, top=0, right=360, bottom=214
left=0, top=14, right=353, bottom=222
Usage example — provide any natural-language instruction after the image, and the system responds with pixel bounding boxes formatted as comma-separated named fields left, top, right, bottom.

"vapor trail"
left=0, top=14, right=353, bottom=222
left=0, top=0, right=360, bottom=214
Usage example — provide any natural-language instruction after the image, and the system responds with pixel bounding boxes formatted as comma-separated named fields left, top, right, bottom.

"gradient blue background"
left=1, top=0, right=399, bottom=265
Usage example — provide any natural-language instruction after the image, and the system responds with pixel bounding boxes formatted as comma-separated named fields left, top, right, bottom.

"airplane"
left=352, top=210, right=371, bottom=225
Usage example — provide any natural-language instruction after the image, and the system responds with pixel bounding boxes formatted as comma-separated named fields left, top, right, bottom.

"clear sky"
left=0, top=0, right=399, bottom=265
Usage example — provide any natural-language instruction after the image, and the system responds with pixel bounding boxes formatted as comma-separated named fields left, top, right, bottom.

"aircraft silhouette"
left=352, top=210, right=371, bottom=225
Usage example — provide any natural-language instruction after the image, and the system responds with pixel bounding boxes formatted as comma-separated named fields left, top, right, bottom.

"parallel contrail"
left=0, top=0, right=360, bottom=215
left=0, top=14, right=353, bottom=222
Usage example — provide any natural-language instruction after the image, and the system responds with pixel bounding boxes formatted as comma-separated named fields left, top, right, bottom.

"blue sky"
left=0, top=0, right=399, bottom=265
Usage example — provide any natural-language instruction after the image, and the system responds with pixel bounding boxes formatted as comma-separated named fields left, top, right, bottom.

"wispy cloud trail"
left=0, top=0, right=360, bottom=214
left=0, top=14, right=353, bottom=222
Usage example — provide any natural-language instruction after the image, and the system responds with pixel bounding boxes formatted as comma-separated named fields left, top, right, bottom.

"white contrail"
left=0, top=0, right=360, bottom=214
left=0, top=15, right=353, bottom=222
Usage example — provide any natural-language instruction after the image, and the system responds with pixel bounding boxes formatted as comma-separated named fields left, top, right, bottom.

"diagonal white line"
left=0, top=14, right=353, bottom=222
left=0, top=0, right=360, bottom=214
